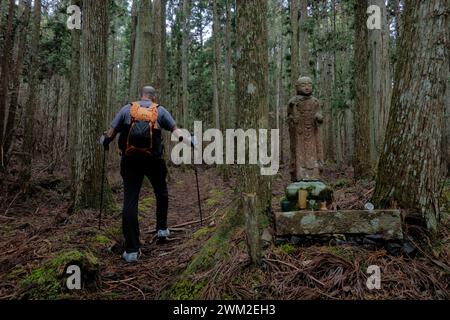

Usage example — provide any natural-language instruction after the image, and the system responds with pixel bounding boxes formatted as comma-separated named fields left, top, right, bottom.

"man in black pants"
left=101, top=86, right=193, bottom=263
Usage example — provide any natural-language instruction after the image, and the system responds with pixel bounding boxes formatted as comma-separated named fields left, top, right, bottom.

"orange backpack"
left=125, top=102, right=159, bottom=157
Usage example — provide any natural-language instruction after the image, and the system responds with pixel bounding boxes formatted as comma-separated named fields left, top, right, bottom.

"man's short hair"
left=141, top=86, right=156, bottom=98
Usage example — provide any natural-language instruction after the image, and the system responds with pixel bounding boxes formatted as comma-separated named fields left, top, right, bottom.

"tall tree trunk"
left=129, top=0, right=153, bottom=100
left=108, top=32, right=116, bottom=126
left=212, top=0, right=221, bottom=130
left=49, top=75, right=61, bottom=172
left=372, top=0, right=449, bottom=231
left=129, top=0, right=137, bottom=85
left=19, top=0, right=40, bottom=192
left=181, top=0, right=190, bottom=129
left=235, top=0, right=271, bottom=233
left=275, top=2, right=283, bottom=132
left=213, top=0, right=230, bottom=180
left=69, top=0, right=81, bottom=198
left=298, top=0, right=310, bottom=76
left=321, top=0, right=335, bottom=164
left=154, top=0, right=171, bottom=164
left=224, top=0, right=233, bottom=129
left=0, top=0, right=10, bottom=78
left=332, top=0, right=344, bottom=167
left=290, top=0, right=299, bottom=94
left=0, top=0, right=15, bottom=169
left=353, top=0, right=372, bottom=179
left=73, top=0, right=111, bottom=210
left=276, top=2, right=285, bottom=165
left=0, top=0, right=7, bottom=31
left=368, top=0, right=392, bottom=165
left=4, top=0, right=31, bottom=165
left=153, top=0, right=167, bottom=103
left=445, top=74, right=449, bottom=176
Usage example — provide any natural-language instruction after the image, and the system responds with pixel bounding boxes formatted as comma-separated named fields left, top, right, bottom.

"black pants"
left=120, top=155, right=168, bottom=253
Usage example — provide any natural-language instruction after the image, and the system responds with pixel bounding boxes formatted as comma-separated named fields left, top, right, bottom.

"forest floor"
left=1, top=157, right=449, bottom=300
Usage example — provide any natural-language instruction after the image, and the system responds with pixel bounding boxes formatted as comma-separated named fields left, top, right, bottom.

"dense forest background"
left=0, top=0, right=449, bottom=300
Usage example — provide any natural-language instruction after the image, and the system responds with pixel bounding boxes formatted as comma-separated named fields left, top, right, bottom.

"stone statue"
left=287, top=76, right=324, bottom=182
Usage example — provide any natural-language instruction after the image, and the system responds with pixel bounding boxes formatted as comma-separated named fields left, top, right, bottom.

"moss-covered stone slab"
left=275, top=210, right=403, bottom=240
left=285, top=181, right=333, bottom=202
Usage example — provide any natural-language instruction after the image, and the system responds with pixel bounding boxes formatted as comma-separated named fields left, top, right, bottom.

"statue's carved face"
left=298, top=83, right=312, bottom=96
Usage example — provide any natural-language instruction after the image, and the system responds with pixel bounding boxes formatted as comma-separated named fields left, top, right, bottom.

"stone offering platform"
left=275, top=209, right=403, bottom=240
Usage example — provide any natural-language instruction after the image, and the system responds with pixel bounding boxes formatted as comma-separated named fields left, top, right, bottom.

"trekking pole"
left=99, top=148, right=107, bottom=230
left=191, top=140, right=203, bottom=226
left=193, top=164, right=203, bottom=226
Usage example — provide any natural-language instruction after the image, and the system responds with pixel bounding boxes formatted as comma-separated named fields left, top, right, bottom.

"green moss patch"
left=206, top=189, right=225, bottom=208
left=277, top=243, right=296, bottom=255
left=167, top=278, right=206, bottom=300
left=193, top=227, right=215, bottom=239
left=185, top=209, right=240, bottom=274
left=92, top=234, right=113, bottom=246
left=19, top=250, right=100, bottom=300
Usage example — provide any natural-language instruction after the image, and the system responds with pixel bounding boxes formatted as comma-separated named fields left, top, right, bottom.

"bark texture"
left=372, top=0, right=449, bottom=231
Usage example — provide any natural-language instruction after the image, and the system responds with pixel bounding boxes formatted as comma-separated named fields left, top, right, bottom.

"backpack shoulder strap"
left=130, top=102, right=140, bottom=120
left=150, top=103, right=159, bottom=128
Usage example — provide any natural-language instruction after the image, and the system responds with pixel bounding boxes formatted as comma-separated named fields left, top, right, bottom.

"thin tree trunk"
left=321, top=0, right=335, bottom=164
left=275, top=3, right=283, bottom=133
left=290, top=0, right=299, bottom=95
left=19, top=0, right=40, bottom=192
left=49, top=75, right=61, bottom=172
left=129, top=0, right=153, bottom=100
left=0, top=0, right=7, bottom=29
left=353, top=0, right=372, bottom=179
left=181, top=0, right=190, bottom=129
left=445, top=74, right=449, bottom=176
left=0, top=0, right=15, bottom=169
left=368, top=0, right=392, bottom=165
left=69, top=0, right=81, bottom=197
left=159, top=0, right=168, bottom=103
left=0, top=0, right=9, bottom=78
left=129, top=0, right=137, bottom=86
left=153, top=0, right=167, bottom=104
left=108, top=33, right=116, bottom=126
left=224, top=0, right=233, bottom=129
left=372, top=0, right=448, bottom=231
left=212, top=0, right=221, bottom=131
left=4, top=0, right=31, bottom=165
left=298, top=0, right=310, bottom=76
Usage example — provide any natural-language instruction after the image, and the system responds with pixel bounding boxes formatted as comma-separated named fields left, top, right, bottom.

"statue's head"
left=296, top=76, right=313, bottom=96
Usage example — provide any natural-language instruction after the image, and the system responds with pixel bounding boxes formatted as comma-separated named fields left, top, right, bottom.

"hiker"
left=100, top=86, right=196, bottom=263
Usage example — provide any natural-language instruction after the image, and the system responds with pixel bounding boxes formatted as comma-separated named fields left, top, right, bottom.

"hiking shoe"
left=122, top=251, right=139, bottom=263
left=157, top=229, right=170, bottom=240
